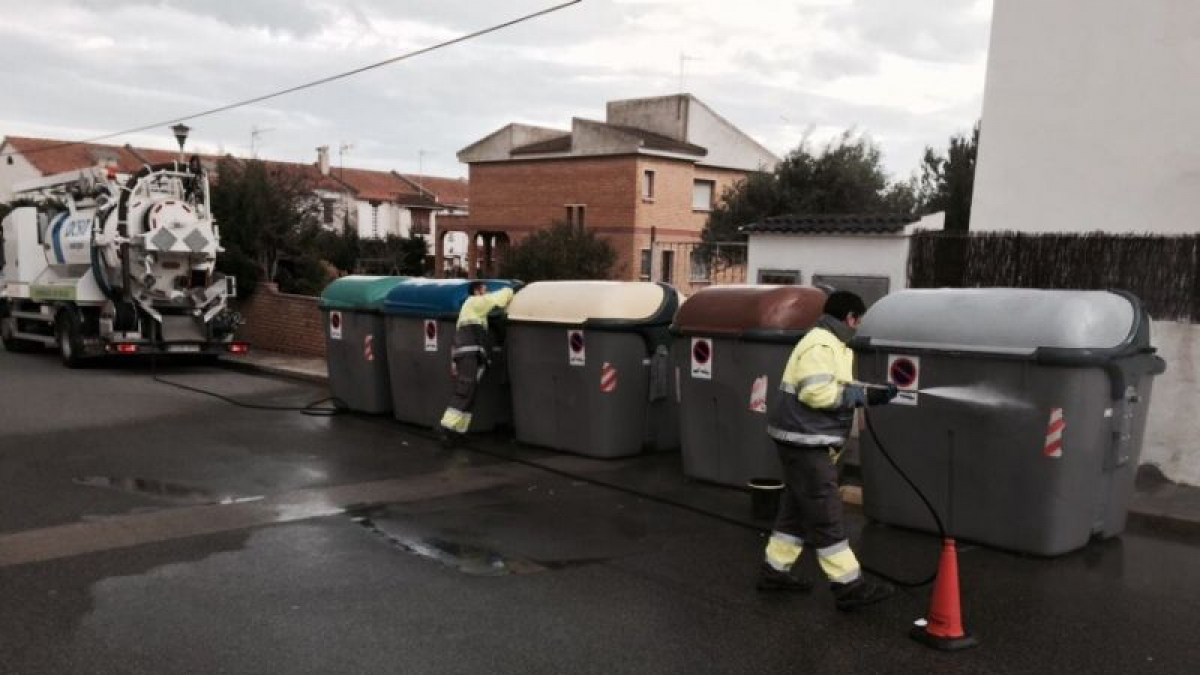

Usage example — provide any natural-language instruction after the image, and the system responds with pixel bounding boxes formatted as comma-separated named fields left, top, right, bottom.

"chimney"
left=317, top=145, right=330, bottom=176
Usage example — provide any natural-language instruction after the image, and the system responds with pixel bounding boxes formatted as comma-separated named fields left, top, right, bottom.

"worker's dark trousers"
left=439, top=327, right=489, bottom=434
left=771, top=441, right=846, bottom=548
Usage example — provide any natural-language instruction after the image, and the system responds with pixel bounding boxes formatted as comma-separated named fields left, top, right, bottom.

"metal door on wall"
left=811, top=274, right=890, bottom=308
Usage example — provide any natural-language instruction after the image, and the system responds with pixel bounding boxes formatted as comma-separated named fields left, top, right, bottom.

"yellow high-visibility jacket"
left=457, top=287, right=514, bottom=329
left=766, top=316, right=858, bottom=447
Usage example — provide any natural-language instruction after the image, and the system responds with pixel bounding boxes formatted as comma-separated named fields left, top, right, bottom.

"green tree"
left=499, top=221, right=617, bottom=281
left=358, top=234, right=429, bottom=276
left=919, top=122, right=979, bottom=232
left=704, top=131, right=917, bottom=242
left=211, top=158, right=323, bottom=294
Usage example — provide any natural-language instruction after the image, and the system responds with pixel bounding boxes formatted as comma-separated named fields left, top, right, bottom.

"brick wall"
left=235, top=283, right=326, bottom=356
left=467, top=155, right=752, bottom=281
left=469, top=156, right=639, bottom=229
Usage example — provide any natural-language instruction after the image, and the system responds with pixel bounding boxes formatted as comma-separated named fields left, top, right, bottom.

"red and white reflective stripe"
left=600, top=362, right=617, bottom=393
left=364, top=334, right=375, bottom=362
left=1044, top=408, right=1065, bottom=458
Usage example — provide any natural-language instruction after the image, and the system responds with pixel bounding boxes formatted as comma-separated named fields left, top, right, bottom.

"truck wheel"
left=56, top=311, right=86, bottom=368
left=1, top=316, right=38, bottom=353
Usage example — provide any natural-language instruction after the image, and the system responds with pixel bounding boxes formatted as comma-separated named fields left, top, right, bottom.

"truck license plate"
left=168, top=345, right=201, bottom=353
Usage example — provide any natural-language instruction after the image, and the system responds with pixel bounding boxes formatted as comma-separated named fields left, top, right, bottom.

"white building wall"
left=686, top=99, right=779, bottom=172
left=0, top=150, right=44, bottom=202
left=1144, top=321, right=1200, bottom=485
left=970, top=0, right=1200, bottom=234
left=747, top=234, right=911, bottom=293
left=356, top=202, right=408, bottom=239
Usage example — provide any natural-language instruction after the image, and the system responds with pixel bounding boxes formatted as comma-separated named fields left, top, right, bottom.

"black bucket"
left=747, top=478, right=785, bottom=520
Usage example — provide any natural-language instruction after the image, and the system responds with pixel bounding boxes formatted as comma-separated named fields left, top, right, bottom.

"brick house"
left=448, top=94, right=779, bottom=279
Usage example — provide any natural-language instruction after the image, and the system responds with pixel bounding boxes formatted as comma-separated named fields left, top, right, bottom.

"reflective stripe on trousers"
left=764, top=531, right=804, bottom=572
left=816, top=540, right=861, bottom=583
left=439, top=407, right=473, bottom=434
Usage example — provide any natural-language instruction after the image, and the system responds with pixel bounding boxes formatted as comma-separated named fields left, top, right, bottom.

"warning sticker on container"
left=329, top=311, right=343, bottom=340
left=568, top=330, right=585, bottom=367
left=887, top=354, right=919, bottom=406
left=749, top=375, right=768, bottom=413
left=1044, top=408, right=1065, bottom=459
left=691, top=338, right=713, bottom=379
left=600, top=362, right=618, bottom=393
left=675, top=367, right=682, bottom=403
left=423, top=319, right=438, bottom=352
left=364, top=334, right=375, bottom=362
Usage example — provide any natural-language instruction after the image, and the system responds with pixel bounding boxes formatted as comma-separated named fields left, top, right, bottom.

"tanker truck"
left=0, top=158, right=245, bottom=366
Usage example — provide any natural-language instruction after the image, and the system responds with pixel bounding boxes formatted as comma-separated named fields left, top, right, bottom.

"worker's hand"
left=844, top=384, right=868, bottom=408
left=866, top=384, right=899, bottom=406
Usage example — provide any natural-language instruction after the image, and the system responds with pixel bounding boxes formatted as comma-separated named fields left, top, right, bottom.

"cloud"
left=0, top=0, right=992, bottom=178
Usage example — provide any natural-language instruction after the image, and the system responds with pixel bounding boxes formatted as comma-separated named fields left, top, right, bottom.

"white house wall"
left=0, top=149, right=45, bottom=202
left=747, top=234, right=911, bottom=292
left=356, top=202, right=408, bottom=239
left=1145, top=321, right=1200, bottom=485
left=686, top=99, right=779, bottom=172
left=970, top=0, right=1200, bottom=234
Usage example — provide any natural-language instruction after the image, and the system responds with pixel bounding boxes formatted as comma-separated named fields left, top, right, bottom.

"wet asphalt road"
left=1, top=349, right=1198, bottom=674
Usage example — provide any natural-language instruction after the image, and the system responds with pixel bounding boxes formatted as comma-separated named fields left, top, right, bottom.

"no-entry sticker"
left=887, top=354, right=919, bottom=406
left=329, top=311, right=343, bottom=340
left=691, top=337, right=713, bottom=379
left=424, top=319, right=438, bottom=352
left=568, top=330, right=585, bottom=366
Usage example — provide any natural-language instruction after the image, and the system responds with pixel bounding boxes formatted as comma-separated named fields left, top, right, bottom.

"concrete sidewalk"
left=219, top=350, right=1200, bottom=533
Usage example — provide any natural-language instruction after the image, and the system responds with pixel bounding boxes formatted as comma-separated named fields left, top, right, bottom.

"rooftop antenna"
left=679, top=53, right=701, bottom=93
left=339, top=141, right=354, bottom=178
left=250, top=125, right=275, bottom=158
left=417, top=149, right=431, bottom=178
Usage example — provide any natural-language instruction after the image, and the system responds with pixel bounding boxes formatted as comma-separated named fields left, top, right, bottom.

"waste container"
left=382, top=279, right=517, bottom=431
left=853, top=288, right=1166, bottom=556
left=318, top=275, right=407, bottom=414
left=507, top=281, right=680, bottom=458
left=670, top=285, right=828, bottom=487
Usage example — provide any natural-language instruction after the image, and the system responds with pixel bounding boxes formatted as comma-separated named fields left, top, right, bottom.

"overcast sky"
left=0, top=0, right=992, bottom=180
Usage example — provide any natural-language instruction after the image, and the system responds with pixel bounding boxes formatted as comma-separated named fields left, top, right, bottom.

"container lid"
left=382, top=279, right=515, bottom=318
left=856, top=289, right=1145, bottom=355
left=671, top=285, right=827, bottom=338
left=318, top=276, right=408, bottom=311
left=506, top=281, right=677, bottom=327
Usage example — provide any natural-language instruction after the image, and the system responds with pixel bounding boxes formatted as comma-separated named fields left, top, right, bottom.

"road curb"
left=217, top=356, right=330, bottom=386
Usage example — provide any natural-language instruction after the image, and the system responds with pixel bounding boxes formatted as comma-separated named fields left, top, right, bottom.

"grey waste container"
left=382, top=279, right=517, bottom=431
left=507, top=281, right=680, bottom=458
left=318, top=275, right=407, bottom=414
left=670, top=285, right=827, bottom=487
left=853, top=289, right=1166, bottom=556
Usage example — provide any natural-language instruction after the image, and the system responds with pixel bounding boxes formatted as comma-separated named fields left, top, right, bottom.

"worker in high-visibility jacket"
left=757, top=290, right=899, bottom=611
left=437, top=282, right=515, bottom=441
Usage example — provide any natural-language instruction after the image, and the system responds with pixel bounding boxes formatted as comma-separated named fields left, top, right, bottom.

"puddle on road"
left=73, top=476, right=264, bottom=506
left=350, top=513, right=544, bottom=576
left=349, top=510, right=606, bottom=577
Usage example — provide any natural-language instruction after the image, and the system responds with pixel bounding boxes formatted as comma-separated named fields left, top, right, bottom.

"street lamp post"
left=171, top=123, right=191, bottom=162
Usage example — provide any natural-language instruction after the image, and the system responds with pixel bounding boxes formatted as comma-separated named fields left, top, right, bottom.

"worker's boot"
left=756, top=563, right=814, bottom=593
left=434, top=425, right=458, bottom=449
left=832, top=578, right=895, bottom=611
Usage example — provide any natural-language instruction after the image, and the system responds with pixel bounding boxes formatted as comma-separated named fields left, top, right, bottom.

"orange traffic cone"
left=910, top=538, right=979, bottom=651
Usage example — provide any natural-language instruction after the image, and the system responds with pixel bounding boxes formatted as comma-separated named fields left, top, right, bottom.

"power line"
left=2, top=1, right=582, bottom=160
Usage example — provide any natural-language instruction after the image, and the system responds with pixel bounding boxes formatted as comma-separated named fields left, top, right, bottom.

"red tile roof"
left=5, top=136, right=147, bottom=175
left=328, top=166, right=415, bottom=203
left=2, top=135, right=467, bottom=208
left=396, top=173, right=469, bottom=207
